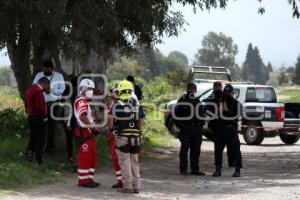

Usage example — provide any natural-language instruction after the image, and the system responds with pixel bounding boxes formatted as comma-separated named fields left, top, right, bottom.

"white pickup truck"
left=164, top=66, right=300, bottom=145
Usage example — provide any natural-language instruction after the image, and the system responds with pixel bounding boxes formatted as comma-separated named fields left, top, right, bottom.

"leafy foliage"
left=0, top=67, right=11, bottom=86
left=107, top=57, right=146, bottom=81
left=242, top=43, right=269, bottom=84
left=266, top=62, right=274, bottom=72
left=0, top=108, right=28, bottom=147
left=292, top=56, right=300, bottom=85
left=169, top=51, right=189, bottom=66
left=0, top=86, right=24, bottom=110
left=194, top=31, right=241, bottom=80
left=278, top=71, right=289, bottom=86
left=143, top=77, right=173, bottom=100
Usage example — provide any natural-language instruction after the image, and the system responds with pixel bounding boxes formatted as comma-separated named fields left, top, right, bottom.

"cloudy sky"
left=1, top=0, right=300, bottom=68
left=157, top=0, right=300, bottom=68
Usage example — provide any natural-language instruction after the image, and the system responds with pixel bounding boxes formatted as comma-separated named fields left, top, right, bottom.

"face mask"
left=44, top=71, right=52, bottom=76
left=86, top=90, right=94, bottom=98
left=187, top=92, right=196, bottom=99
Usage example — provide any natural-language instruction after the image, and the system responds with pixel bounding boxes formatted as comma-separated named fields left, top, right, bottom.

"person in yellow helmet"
left=108, top=80, right=145, bottom=194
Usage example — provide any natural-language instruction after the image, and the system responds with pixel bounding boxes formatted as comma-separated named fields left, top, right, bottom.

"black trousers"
left=214, top=124, right=242, bottom=168
left=45, top=103, right=59, bottom=153
left=27, top=116, right=46, bottom=164
left=63, top=116, right=76, bottom=159
left=178, top=126, right=203, bottom=173
left=211, top=126, right=235, bottom=166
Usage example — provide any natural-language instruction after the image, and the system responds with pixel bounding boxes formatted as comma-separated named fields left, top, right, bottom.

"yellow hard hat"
left=117, top=80, right=133, bottom=92
left=117, top=80, right=133, bottom=100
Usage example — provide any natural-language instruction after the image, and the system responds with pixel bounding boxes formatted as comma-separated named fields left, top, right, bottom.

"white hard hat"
left=79, top=78, right=95, bottom=89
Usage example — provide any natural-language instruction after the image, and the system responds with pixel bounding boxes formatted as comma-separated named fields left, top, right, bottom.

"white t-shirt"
left=33, top=71, right=65, bottom=103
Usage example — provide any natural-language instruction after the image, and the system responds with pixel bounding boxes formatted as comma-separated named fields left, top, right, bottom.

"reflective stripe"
left=121, top=133, right=141, bottom=136
left=122, top=129, right=141, bottom=132
left=115, top=171, right=122, bottom=175
left=78, top=175, right=94, bottom=180
left=78, top=169, right=90, bottom=173
left=116, top=176, right=123, bottom=180
left=89, top=168, right=95, bottom=172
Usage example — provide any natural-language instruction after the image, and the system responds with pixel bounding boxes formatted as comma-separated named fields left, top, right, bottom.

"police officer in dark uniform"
left=204, top=81, right=235, bottom=167
left=174, top=83, right=205, bottom=176
left=212, top=84, right=242, bottom=177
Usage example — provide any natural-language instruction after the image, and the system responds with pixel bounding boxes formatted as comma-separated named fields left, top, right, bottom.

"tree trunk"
left=32, top=30, right=66, bottom=77
left=7, top=39, right=32, bottom=100
left=83, top=49, right=106, bottom=74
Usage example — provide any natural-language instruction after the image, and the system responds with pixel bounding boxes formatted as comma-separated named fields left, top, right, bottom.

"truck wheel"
left=280, top=133, right=300, bottom=144
left=242, top=122, right=264, bottom=145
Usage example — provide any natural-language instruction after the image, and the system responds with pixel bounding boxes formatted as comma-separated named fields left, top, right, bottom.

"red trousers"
left=77, top=134, right=97, bottom=186
left=108, top=131, right=122, bottom=183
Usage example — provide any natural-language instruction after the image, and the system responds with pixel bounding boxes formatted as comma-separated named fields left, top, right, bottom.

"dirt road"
left=2, top=136, right=300, bottom=200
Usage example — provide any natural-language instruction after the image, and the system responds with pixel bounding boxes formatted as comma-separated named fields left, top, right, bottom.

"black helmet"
left=223, top=84, right=234, bottom=93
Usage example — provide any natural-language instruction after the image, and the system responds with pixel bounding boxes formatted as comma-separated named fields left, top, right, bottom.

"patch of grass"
left=96, top=135, right=111, bottom=165
left=277, top=86, right=300, bottom=103
left=0, top=86, right=23, bottom=110
left=0, top=159, right=60, bottom=190
left=143, top=110, right=172, bottom=149
left=0, top=136, right=63, bottom=192
left=0, top=92, right=68, bottom=192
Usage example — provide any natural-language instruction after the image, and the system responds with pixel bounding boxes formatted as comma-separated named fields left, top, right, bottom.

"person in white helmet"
left=73, top=78, right=100, bottom=188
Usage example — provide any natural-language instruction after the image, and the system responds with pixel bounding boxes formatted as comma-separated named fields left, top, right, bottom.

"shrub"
left=0, top=108, right=28, bottom=139
left=143, top=77, right=172, bottom=101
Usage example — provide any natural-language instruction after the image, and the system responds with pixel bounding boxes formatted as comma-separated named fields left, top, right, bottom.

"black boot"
left=232, top=167, right=241, bottom=177
left=112, top=182, right=123, bottom=189
left=212, top=166, right=221, bottom=177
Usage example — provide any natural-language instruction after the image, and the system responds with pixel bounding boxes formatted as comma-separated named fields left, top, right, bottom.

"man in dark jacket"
left=24, top=77, right=50, bottom=165
left=127, top=75, right=143, bottom=100
left=204, top=81, right=235, bottom=167
left=212, top=84, right=242, bottom=177
left=174, top=83, right=205, bottom=176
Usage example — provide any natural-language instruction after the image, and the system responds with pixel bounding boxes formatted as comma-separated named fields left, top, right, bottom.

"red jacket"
left=24, top=84, right=47, bottom=118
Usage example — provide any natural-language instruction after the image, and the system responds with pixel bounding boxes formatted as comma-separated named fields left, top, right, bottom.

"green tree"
left=168, top=51, right=189, bottom=67
left=286, top=66, right=295, bottom=73
left=293, top=56, right=300, bottom=85
left=194, top=31, right=240, bottom=80
left=278, top=71, right=289, bottom=86
left=2, top=0, right=299, bottom=98
left=107, top=57, right=146, bottom=81
left=0, top=0, right=198, bottom=98
left=134, top=46, right=162, bottom=78
left=160, top=54, right=188, bottom=74
left=242, top=44, right=269, bottom=84
left=266, top=62, right=274, bottom=72
left=0, top=67, right=11, bottom=86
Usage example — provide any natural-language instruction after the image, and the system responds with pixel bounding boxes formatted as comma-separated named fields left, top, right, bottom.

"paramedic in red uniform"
left=74, top=78, right=100, bottom=188
left=24, top=77, right=50, bottom=165
left=107, top=87, right=123, bottom=188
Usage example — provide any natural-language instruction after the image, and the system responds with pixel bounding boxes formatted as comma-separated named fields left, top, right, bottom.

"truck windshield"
left=245, top=87, right=277, bottom=103
left=192, top=73, right=229, bottom=81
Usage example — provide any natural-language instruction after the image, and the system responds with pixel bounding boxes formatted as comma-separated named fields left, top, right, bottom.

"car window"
left=233, top=88, right=240, bottom=99
left=199, top=89, right=213, bottom=101
left=199, top=88, right=240, bottom=101
left=245, top=87, right=277, bottom=103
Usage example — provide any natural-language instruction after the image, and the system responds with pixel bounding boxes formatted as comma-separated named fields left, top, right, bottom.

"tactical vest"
left=113, top=98, right=141, bottom=137
left=113, top=98, right=142, bottom=153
